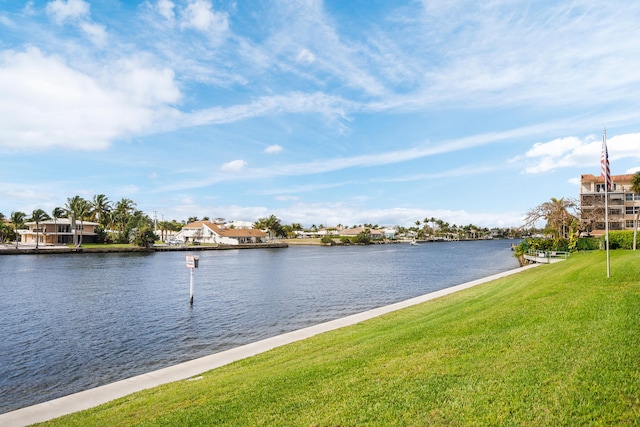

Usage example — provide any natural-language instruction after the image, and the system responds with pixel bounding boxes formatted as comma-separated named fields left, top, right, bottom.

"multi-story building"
left=580, top=173, right=640, bottom=236
left=18, top=218, right=99, bottom=245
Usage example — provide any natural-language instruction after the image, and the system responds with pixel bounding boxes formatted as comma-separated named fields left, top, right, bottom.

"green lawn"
left=40, top=251, right=640, bottom=426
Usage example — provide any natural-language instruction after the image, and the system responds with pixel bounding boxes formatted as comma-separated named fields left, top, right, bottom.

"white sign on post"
left=186, top=255, right=199, bottom=304
left=186, top=255, right=199, bottom=269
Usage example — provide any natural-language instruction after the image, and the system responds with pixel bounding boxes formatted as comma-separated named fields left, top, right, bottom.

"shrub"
left=320, top=235, right=335, bottom=245
left=602, top=231, right=634, bottom=249
left=353, top=231, right=371, bottom=244
left=574, top=237, right=600, bottom=251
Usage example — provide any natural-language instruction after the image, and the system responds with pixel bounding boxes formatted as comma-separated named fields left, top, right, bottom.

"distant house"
left=339, top=227, right=385, bottom=240
left=175, top=221, right=267, bottom=245
left=18, top=218, right=99, bottom=245
left=381, top=228, right=396, bottom=239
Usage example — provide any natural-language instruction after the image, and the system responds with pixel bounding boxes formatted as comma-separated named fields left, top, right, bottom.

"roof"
left=581, top=173, right=637, bottom=183
left=339, top=227, right=384, bottom=236
left=24, top=218, right=99, bottom=226
left=183, top=221, right=267, bottom=238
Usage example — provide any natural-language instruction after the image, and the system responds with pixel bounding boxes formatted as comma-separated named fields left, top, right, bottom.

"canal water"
left=0, top=240, right=519, bottom=413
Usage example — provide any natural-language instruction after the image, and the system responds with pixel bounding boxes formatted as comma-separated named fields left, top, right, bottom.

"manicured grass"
left=39, top=251, right=640, bottom=426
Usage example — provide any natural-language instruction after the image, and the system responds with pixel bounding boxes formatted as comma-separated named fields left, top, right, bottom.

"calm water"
left=0, top=240, right=519, bottom=413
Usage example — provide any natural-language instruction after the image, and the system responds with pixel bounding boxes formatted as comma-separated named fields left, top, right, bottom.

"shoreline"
left=0, top=239, right=503, bottom=255
left=0, top=263, right=538, bottom=427
left=0, top=242, right=289, bottom=255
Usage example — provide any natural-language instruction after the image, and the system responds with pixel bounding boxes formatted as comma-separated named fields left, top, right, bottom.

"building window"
left=626, top=220, right=637, bottom=228
left=625, top=193, right=640, bottom=201
left=626, top=207, right=639, bottom=215
left=596, top=183, right=617, bottom=192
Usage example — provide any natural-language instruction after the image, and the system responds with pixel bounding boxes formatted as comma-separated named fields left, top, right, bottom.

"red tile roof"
left=183, top=221, right=266, bottom=238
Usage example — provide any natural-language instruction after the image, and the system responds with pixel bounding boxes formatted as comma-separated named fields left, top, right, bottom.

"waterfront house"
left=580, top=173, right=640, bottom=236
left=18, top=218, right=99, bottom=245
left=175, top=221, right=267, bottom=245
left=339, top=227, right=385, bottom=240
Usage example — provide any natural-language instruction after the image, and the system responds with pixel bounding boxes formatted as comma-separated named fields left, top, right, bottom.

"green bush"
left=574, top=237, right=600, bottom=251
left=320, top=235, right=335, bottom=245
left=353, top=231, right=371, bottom=244
left=602, top=231, right=634, bottom=249
left=514, top=237, right=569, bottom=258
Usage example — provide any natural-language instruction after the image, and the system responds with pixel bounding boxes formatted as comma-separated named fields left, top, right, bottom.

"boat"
left=410, top=240, right=419, bottom=246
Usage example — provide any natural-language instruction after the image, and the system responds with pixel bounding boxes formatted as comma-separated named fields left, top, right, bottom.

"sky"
left=2, top=0, right=640, bottom=229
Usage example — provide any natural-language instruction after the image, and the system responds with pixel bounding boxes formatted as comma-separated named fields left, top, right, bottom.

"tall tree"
left=10, top=211, right=26, bottom=248
left=631, top=172, right=640, bottom=251
left=523, top=197, right=577, bottom=238
left=113, top=198, right=136, bottom=241
left=65, top=196, right=91, bottom=247
left=0, top=212, right=9, bottom=243
left=254, top=215, right=284, bottom=239
left=29, top=209, right=51, bottom=249
left=91, top=194, right=112, bottom=228
left=51, top=207, right=65, bottom=245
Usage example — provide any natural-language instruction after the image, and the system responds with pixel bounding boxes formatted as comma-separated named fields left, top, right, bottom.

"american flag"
left=601, top=132, right=611, bottom=191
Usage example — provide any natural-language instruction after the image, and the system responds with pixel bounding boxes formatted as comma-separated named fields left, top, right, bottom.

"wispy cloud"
left=157, top=121, right=569, bottom=193
left=46, top=0, right=90, bottom=24
left=516, top=132, right=640, bottom=174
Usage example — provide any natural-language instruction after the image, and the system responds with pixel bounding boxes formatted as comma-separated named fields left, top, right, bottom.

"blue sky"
left=2, top=0, right=640, bottom=228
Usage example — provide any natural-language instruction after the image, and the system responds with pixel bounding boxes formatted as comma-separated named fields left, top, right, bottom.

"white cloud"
left=518, top=133, right=640, bottom=174
left=157, top=0, right=176, bottom=23
left=46, top=0, right=107, bottom=47
left=264, top=144, right=283, bottom=154
left=106, top=56, right=181, bottom=106
left=296, top=48, right=315, bottom=65
left=80, top=21, right=107, bottom=47
left=46, top=0, right=90, bottom=24
left=267, top=203, right=523, bottom=229
left=0, top=47, right=181, bottom=151
left=221, top=159, right=247, bottom=172
left=179, top=0, right=228, bottom=43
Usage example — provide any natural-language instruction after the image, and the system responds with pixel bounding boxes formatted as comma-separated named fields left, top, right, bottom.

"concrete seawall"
left=0, top=242, right=288, bottom=255
left=0, top=263, right=539, bottom=427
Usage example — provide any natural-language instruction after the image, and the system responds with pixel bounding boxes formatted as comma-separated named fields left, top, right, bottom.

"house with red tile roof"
left=175, top=221, right=267, bottom=245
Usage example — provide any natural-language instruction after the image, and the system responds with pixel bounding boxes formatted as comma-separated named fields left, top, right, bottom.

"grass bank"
left=39, top=251, right=640, bottom=426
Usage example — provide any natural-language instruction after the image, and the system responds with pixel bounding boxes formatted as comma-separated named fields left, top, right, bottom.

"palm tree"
left=91, top=194, right=112, bottom=229
left=30, top=209, right=51, bottom=249
left=113, top=198, right=136, bottom=240
left=10, top=211, right=26, bottom=248
left=65, top=196, right=91, bottom=247
left=0, top=212, right=6, bottom=243
left=51, top=207, right=64, bottom=245
left=254, top=215, right=284, bottom=240
left=631, top=172, right=640, bottom=251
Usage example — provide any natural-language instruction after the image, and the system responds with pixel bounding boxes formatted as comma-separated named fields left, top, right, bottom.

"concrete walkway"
left=0, top=264, right=539, bottom=427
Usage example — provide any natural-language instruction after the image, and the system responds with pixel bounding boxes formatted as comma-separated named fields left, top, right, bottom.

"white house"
left=175, top=221, right=267, bottom=245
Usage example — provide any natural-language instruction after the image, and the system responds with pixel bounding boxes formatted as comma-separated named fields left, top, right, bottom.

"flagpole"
left=605, top=179, right=610, bottom=278
left=603, top=128, right=611, bottom=278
